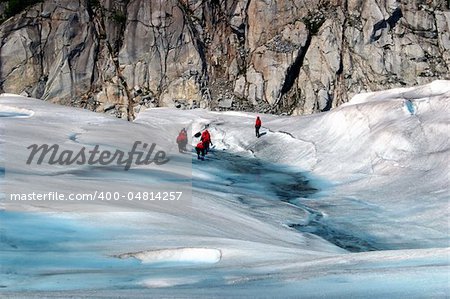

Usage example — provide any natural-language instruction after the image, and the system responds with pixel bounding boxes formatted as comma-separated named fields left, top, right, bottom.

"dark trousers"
left=255, top=126, right=261, bottom=137
left=203, top=141, right=210, bottom=153
left=196, top=147, right=205, bottom=159
left=178, top=141, right=187, bottom=152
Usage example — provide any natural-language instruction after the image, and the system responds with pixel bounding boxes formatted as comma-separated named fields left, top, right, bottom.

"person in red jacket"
left=176, top=128, right=188, bottom=152
left=195, top=141, right=205, bottom=160
left=201, top=129, right=212, bottom=153
left=255, top=116, right=262, bottom=137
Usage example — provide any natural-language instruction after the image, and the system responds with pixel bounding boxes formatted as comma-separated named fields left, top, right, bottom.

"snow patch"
left=141, top=277, right=202, bottom=288
left=0, top=93, right=23, bottom=98
left=117, top=247, right=222, bottom=264
left=347, top=80, right=450, bottom=105
left=0, top=104, right=34, bottom=118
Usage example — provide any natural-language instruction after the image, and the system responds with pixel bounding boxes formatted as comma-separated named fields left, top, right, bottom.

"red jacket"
left=255, top=117, right=262, bottom=127
left=201, top=130, right=211, bottom=143
left=176, top=132, right=187, bottom=143
left=196, top=142, right=205, bottom=149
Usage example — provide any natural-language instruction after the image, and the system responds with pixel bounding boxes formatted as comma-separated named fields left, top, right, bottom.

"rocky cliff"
left=0, top=0, right=449, bottom=119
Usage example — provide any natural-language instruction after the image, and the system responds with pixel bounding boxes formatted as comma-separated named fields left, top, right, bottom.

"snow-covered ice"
left=117, top=247, right=222, bottom=264
left=0, top=81, right=449, bottom=297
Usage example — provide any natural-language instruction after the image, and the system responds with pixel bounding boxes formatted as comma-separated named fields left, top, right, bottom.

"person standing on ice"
left=176, top=128, right=188, bottom=152
left=201, top=129, right=212, bottom=154
left=255, top=116, right=262, bottom=138
left=195, top=141, right=206, bottom=160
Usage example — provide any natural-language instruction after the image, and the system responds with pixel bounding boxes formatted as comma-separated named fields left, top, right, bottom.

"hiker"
left=176, top=128, right=188, bottom=152
left=195, top=141, right=206, bottom=160
left=201, top=129, right=212, bottom=153
left=255, top=116, right=262, bottom=137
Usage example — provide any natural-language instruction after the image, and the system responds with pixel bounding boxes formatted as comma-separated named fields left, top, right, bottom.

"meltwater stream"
left=192, top=150, right=380, bottom=253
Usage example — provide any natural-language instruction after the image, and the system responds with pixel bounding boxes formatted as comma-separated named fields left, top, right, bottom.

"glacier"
left=0, top=81, right=449, bottom=298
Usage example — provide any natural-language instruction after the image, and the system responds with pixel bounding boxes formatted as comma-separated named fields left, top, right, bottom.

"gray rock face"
left=0, top=0, right=448, bottom=118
